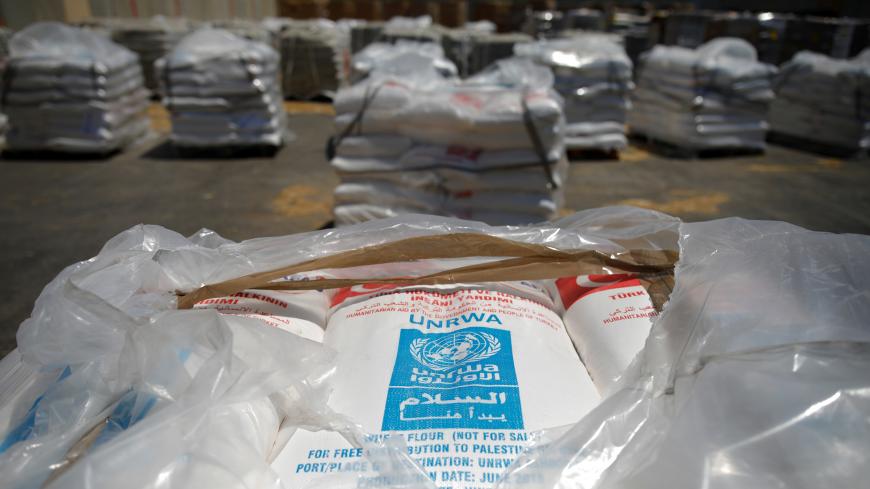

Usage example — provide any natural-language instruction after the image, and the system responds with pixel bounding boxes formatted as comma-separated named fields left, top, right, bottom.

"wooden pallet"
left=173, top=144, right=282, bottom=159
left=629, top=133, right=765, bottom=159
left=1, top=148, right=119, bottom=161
left=767, top=132, right=868, bottom=159
left=566, top=147, right=621, bottom=161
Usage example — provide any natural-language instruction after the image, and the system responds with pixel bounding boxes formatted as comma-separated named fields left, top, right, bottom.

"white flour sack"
left=272, top=281, right=600, bottom=489
left=556, top=275, right=659, bottom=393
left=193, top=288, right=328, bottom=342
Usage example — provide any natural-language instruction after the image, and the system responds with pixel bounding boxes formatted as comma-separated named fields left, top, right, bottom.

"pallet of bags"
left=155, top=28, right=287, bottom=150
left=331, top=55, right=567, bottom=226
left=2, top=208, right=869, bottom=489
left=628, top=38, right=777, bottom=152
left=443, top=27, right=532, bottom=77
left=279, top=20, right=343, bottom=100
left=516, top=34, right=633, bottom=152
left=1, top=22, right=150, bottom=155
left=109, top=16, right=195, bottom=94
left=349, top=40, right=458, bottom=83
left=209, top=19, right=278, bottom=50
left=769, top=49, right=870, bottom=155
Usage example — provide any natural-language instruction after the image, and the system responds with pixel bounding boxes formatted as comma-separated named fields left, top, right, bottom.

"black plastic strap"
left=1, top=62, right=15, bottom=108
left=326, top=82, right=383, bottom=161
left=521, top=90, right=558, bottom=190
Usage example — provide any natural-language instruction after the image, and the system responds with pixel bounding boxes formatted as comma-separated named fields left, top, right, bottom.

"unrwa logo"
left=410, top=331, right=501, bottom=372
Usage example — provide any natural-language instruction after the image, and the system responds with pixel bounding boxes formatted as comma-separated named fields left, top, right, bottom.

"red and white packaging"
left=193, top=289, right=328, bottom=342
left=272, top=282, right=599, bottom=489
left=557, top=274, right=658, bottom=393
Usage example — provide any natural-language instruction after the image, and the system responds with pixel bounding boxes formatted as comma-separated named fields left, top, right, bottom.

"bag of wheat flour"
left=272, top=281, right=600, bottom=489
left=557, top=274, right=658, bottom=393
left=193, top=289, right=328, bottom=342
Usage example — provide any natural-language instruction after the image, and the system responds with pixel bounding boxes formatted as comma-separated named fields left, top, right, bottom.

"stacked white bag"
left=516, top=35, right=633, bottom=151
left=109, top=16, right=194, bottom=94
left=2, top=22, right=150, bottom=154
left=156, top=28, right=287, bottom=149
left=629, top=38, right=777, bottom=151
left=769, top=49, right=870, bottom=152
left=332, top=52, right=567, bottom=226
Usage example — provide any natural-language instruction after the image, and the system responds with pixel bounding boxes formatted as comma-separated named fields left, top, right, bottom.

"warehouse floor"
left=2, top=101, right=869, bottom=355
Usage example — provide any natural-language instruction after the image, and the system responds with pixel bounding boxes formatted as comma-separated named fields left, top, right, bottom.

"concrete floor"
left=1, top=102, right=869, bottom=355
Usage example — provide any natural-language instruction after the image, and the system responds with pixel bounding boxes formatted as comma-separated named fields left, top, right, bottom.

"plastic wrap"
left=350, top=41, right=458, bottom=83
left=769, top=48, right=870, bottom=151
left=3, top=208, right=866, bottom=488
left=156, top=28, right=289, bottom=148
left=515, top=35, right=633, bottom=151
left=330, top=57, right=565, bottom=226
left=628, top=38, right=777, bottom=151
left=3, top=22, right=150, bottom=153
left=494, top=217, right=870, bottom=489
left=279, top=20, right=343, bottom=100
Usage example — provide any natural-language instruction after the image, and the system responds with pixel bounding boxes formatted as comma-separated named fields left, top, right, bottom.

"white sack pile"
left=516, top=35, right=633, bottom=151
left=109, top=16, right=194, bottom=93
left=769, top=49, right=870, bottom=152
left=330, top=56, right=567, bottom=226
left=3, top=208, right=867, bottom=489
left=279, top=20, right=343, bottom=100
left=156, top=28, right=287, bottom=149
left=629, top=38, right=776, bottom=151
left=2, top=22, right=149, bottom=154
left=349, top=40, right=458, bottom=83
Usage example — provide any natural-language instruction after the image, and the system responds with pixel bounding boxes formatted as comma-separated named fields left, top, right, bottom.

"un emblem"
left=410, top=330, right=501, bottom=371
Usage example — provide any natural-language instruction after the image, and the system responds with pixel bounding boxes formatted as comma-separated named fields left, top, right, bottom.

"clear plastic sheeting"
left=0, top=224, right=335, bottom=489
left=629, top=38, right=777, bottom=151
left=516, top=35, right=633, bottom=151
left=0, top=207, right=679, bottom=489
left=99, top=16, right=195, bottom=93
left=331, top=57, right=567, bottom=226
left=494, top=217, right=870, bottom=489
left=350, top=41, right=458, bottom=84
left=156, top=28, right=289, bottom=148
left=2, top=209, right=867, bottom=489
left=2, top=22, right=150, bottom=153
left=770, top=49, right=870, bottom=152
left=278, top=20, right=344, bottom=100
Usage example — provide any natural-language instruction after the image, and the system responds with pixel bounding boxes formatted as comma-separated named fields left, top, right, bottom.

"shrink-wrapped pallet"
left=769, top=49, right=870, bottom=153
left=156, top=28, right=287, bottom=149
left=629, top=38, right=776, bottom=151
left=330, top=55, right=566, bottom=226
left=516, top=35, right=632, bottom=151
left=2, top=22, right=149, bottom=154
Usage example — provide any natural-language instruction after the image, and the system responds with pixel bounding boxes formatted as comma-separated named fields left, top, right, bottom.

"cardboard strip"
left=176, top=233, right=678, bottom=309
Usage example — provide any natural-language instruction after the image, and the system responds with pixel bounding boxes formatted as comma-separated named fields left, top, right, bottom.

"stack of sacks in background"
left=1, top=22, right=149, bottom=154
left=109, top=16, right=195, bottom=94
left=769, top=49, right=870, bottom=153
left=379, top=15, right=445, bottom=45
left=155, top=28, right=287, bottom=149
left=516, top=34, right=633, bottom=151
left=209, top=18, right=277, bottom=50
left=629, top=38, right=777, bottom=151
left=331, top=51, right=567, bottom=226
left=279, top=20, right=343, bottom=100
left=349, top=40, right=458, bottom=83
left=0, top=27, right=11, bottom=142
left=443, top=24, right=533, bottom=77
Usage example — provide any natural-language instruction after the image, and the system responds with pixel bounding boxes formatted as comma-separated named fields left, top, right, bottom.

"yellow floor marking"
left=816, top=158, right=843, bottom=169
left=272, top=184, right=333, bottom=218
left=615, top=190, right=730, bottom=215
left=284, top=101, right=335, bottom=116
left=147, top=103, right=170, bottom=134
left=619, top=145, right=651, bottom=162
left=748, top=158, right=844, bottom=174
